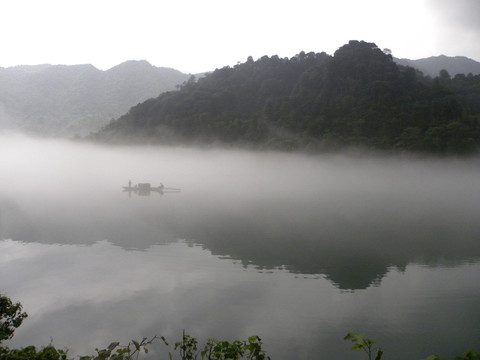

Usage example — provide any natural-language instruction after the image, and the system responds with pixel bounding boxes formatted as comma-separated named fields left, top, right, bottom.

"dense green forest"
left=92, top=41, right=480, bottom=154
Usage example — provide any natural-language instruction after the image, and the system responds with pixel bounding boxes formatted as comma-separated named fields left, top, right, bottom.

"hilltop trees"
left=93, top=41, right=480, bottom=154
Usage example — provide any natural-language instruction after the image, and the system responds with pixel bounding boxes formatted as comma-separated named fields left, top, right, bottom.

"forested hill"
left=93, top=41, right=480, bottom=154
left=0, top=61, right=189, bottom=137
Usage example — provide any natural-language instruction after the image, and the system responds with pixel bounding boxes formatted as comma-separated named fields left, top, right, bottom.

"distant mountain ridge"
left=2, top=50, right=480, bottom=143
left=394, top=55, right=480, bottom=77
left=0, top=61, right=190, bottom=136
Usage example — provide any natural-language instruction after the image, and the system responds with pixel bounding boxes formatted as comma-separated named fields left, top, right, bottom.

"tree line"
left=92, top=41, right=480, bottom=154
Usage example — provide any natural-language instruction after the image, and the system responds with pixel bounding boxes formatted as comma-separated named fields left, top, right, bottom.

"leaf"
left=344, top=332, right=371, bottom=348
left=375, top=348, right=384, bottom=360
left=161, top=335, right=169, bottom=346
left=248, top=335, right=259, bottom=343
left=108, top=342, right=120, bottom=351
left=132, top=340, right=140, bottom=351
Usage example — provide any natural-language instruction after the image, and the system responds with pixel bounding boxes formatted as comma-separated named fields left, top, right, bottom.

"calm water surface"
left=1, top=133, right=479, bottom=359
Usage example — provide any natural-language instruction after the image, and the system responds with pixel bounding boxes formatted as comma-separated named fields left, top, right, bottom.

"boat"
left=122, top=181, right=181, bottom=196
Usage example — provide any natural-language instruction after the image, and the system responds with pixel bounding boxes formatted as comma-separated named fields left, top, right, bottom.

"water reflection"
left=0, top=134, right=479, bottom=291
left=1, top=134, right=480, bottom=359
left=1, top=239, right=480, bottom=360
left=3, top=184, right=479, bottom=290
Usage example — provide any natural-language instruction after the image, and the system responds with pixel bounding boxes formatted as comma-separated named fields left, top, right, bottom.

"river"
left=1, top=133, right=479, bottom=359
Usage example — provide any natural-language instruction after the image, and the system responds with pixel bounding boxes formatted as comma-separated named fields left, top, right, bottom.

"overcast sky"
left=1, top=0, right=479, bottom=74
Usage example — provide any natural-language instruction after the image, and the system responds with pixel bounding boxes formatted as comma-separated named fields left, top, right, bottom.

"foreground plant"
left=0, top=344, right=68, bottom=360
left=344, top=333, right=383, bottom=360
left=344, top=332, right=480, bottom=360
left=2, top=294, right=479, bottom=360
left=76, top=332, right=269, bottom=360
left=78, top=336, right=161, bottom=360
left=425, top=350, right=480, bottom=360
left=1, top=294, right=270, bottom=360
left=199, top=335, right=269, bottom=360
left=0, top=295, right=28, bottom=343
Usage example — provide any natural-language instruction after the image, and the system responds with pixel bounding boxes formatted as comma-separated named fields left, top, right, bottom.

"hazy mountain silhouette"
left=0, top=61, right=190, bottom=136
left=394, top=55, right=480, bottom=77
left=2, top=50, right=480, bottom=144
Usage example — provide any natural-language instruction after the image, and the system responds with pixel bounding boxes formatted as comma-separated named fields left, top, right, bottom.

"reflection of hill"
left=2, top=181, right=480, bottom=291
left=0, top=194, right=183, bottom=248
left=177, top=202, right=480, bottom=290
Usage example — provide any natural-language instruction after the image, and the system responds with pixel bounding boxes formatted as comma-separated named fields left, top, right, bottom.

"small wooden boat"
left=123, top=181, right=180, bottom=196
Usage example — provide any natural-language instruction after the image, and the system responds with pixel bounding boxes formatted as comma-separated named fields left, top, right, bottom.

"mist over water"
left=1, top=133, right=480, bottom=360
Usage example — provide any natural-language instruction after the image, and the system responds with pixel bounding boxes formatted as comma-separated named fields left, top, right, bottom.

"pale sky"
left=1, top=0, right=479, bottom=74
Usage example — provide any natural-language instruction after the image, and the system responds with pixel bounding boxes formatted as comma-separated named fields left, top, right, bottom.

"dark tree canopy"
left=92, top=41, right=480, bottom=154
left=0, top=295, right=27, bottom=343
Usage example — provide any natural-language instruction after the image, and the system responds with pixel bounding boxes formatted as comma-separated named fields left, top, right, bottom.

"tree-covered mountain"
left=0, top=61, right=190, bottom=136
left=92, top=41, right=480, bottom=154
left=394, top=55, right=480, bottom=77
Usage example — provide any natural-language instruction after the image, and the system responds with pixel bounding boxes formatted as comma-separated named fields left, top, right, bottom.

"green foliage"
left=344, top=333, right=383, bottom=360
left=0, top=295, right=28, bottom=343
left=0, top=294, right=269, bottom=360
left=93, top=40, right=480, bottom=154
left=345, top=333, right=480, bottom=360
left=425, top=350, right=480, bottom=360
left=0, top=345, right=68, bottom=360
left=174, top=332, right=198, bottom=360
left=200, top=335, right=269, bottom=360
left=78, top=336, right=160, bottom=360
left=73, top=333, right=269, bottom=360
left=0, top=294, right=65, bottom=360
left=2, top=295, right=479, bottom=360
